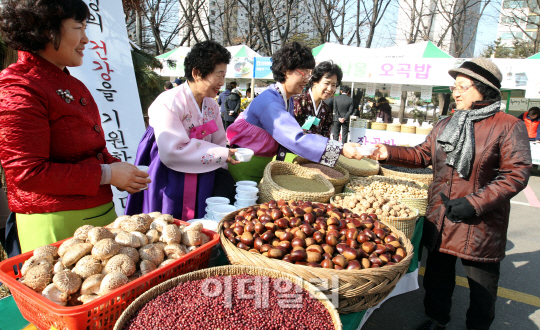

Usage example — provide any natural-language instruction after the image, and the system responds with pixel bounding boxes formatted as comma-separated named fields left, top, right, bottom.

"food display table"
left=1, top=217, right=424, bottom=330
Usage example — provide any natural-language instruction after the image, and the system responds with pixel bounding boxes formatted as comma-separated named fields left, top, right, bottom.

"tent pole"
left=251, top=77, right=255, bottom=100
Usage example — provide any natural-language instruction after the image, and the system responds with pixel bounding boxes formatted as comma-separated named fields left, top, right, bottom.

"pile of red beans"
left=123, top=275, right=335, bottom=330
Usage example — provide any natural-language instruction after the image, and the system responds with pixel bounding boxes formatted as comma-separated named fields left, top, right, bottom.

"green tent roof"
left=422, top=41, right=453, bottom=58
left=527, top=52, right=540, bottom=59
left=233, top=46, right=248, bottom=58
left=156, top=48, right=179, bottom=59
left=311, top=44, right=325, bottom=57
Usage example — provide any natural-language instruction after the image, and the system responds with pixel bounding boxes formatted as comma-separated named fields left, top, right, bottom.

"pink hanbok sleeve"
left=149, top=92, right=229, bottom=174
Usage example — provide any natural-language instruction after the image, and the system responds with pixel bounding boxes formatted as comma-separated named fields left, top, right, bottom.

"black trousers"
left=423, top=250, right=500, bottom=330
left=332, top=121, right=349, bottom=143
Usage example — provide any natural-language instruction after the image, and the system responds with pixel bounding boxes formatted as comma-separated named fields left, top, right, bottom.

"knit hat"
left=448, top=58, right=502, bottom=94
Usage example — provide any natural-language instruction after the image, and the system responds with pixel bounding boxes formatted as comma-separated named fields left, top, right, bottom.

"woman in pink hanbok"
left=126, top=41, right=239, bottom=220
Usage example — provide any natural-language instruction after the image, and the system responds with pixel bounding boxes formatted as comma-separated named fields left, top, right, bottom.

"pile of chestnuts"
left=221, top=200, right=408, bottom=270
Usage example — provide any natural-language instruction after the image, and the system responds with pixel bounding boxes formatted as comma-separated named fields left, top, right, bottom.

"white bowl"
left=356, top=145, right=377, bottom=156
left=234, top=196, right=258, bottom=207
left=235, top=180, right=258, bottom=187
left=211, top=204, right=238, bottom=215
left=236, top=186, right=259, bottom=199
left=205, top=197, right=230, bottom=207
left=187, top=219, right=218, bottom=232
left=234, top=148, right=254, bottom=162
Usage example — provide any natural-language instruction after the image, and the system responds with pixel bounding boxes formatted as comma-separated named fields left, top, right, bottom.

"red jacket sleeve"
left=0, top=80, right=102, bottom=196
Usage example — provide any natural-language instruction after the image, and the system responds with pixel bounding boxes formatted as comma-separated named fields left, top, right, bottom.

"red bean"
left=123, top=275, right=335, bottom=330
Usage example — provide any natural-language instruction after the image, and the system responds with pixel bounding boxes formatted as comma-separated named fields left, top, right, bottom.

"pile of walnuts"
left=347, top=176, right=428, bottom=200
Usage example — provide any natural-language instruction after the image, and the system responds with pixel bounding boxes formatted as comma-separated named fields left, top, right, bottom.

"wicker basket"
left=219, top=210, right=414, bottom=313
left=330, top=193, right=419, bottom=239
left=114, top=265, right=342, bottom=330
left=336, top=156, right=379, bottom=177
left=386, top=124, right=401, bottom=132
left=344, top=175, right=429, bottom=216
left=258, top=161, right=335, bottom=204
left=400, top=125, right=416, bottom=134
left=293, top=156, right=350, bottom=193
left=416, top=127, right=433, bottom=135
left=379, top=166, right=433, bottom=186
left=371, top=122, right=387, bottom=130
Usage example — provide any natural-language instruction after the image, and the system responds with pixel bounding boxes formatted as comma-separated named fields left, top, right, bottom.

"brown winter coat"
left=385, top=111, right=532, bottom=262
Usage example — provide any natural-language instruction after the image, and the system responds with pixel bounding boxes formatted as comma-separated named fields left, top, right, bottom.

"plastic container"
left=236, top=186, right=259, bottom=199
left=205, top=196, right=230, bottom=207
left=234, top=195, right=258, bottom=207
left=0, top=220, right=219, bottom=330
left=234, top=148, right=254, bottom=162
left=356, top=145, right=377, bottom=156
left=137, top=165, right=149, bottom=190
left=211, top=204, right=238, bottom=222
left=235, top=180, right=258, bottom=187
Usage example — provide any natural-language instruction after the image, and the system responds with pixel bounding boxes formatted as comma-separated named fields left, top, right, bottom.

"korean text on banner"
left=421, top=86, right=432, bottom=102
left=253, top=57, right=273, bottom=79
left=390, top=84, right=402, bottom=98
left=70, top=0, right=146, bottom=216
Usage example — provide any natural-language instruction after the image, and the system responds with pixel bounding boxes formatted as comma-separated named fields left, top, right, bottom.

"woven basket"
left=258, top=161, right=334, bottom=204
left=293, top=156, right=350, bottom=193
left=330, top=193, right=419, bottom=239
left=371, top=122, right=387, bottom=130
left=113, top=265, right=342, bottom=330
left=386, top=124, right=401, bottom=132
left=379, top=166, right=433, bottom=186
left=416, top=127, right=433, bottom=135
left=400, top=125, right=416, bottom=134
left=219, top=210, right=414, bottom=313
left=344, top=175, right=429, bottom=216
left=336, top=157, right=379, bottom=177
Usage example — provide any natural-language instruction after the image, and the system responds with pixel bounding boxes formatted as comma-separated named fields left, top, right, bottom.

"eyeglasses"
left=295, top=69, right=312, bottom=80
left=449, top=85, right=472, bottom=93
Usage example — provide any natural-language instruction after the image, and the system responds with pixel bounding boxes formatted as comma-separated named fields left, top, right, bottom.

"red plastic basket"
left=0, top=220, right=219, bottom=330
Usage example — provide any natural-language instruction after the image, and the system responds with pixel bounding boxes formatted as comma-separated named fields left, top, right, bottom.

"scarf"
left=437, top=101, right=501, bottom=179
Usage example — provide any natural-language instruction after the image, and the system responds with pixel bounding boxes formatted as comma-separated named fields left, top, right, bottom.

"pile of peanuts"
left=347, top=176, right=428, bottom=199
left=333, top=194, right=416, bottom=218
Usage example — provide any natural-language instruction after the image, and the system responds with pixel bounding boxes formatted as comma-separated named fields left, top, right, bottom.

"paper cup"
left=206, top=197, right=230, bottom=207
left=211, top=204, right=238, bottom=215
left=356, top=145, right=377, bottom=156
left=236, top=186, right=259, bottom=199
left=137, top=165, right=150, bottom=190
left=234, top=148, right=254, bottom=162
left=234, top=195, right=258, bottom=207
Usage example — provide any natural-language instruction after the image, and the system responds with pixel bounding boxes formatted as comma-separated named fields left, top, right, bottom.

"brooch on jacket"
left=56, top=89, right=75, bottom=103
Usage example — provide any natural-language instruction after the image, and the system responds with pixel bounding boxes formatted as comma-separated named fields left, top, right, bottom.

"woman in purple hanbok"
left=125, top=41, right=239, bottom=220
left=226, top=42, right=364, bottom=183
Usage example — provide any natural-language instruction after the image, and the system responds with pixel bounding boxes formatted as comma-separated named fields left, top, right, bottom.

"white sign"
left=531, top=142, right=540, bottom=165
left=421, top=85, right=432, bottom=102
left=529, top=99, right=540, bottom=108
left=366, top=83, right=376, bottom=97
left=254, top=87, right=268, bottom=96
left=508, top=98, right=529, bottom=111
left=350, top=128, right=428, bottom=147
left=70, top=0, right=146, bottom=216
left=390, top=84, right=402, bottom=98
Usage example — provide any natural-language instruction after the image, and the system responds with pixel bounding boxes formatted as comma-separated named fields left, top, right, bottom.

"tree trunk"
left=438, top=93, right=451, bottom=116
left=398, top=90, right=407, bottom=123
left=136, top=11, right=143, bottom=47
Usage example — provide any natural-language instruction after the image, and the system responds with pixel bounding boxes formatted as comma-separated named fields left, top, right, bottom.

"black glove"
left=440, top=193, right=476, bottom=223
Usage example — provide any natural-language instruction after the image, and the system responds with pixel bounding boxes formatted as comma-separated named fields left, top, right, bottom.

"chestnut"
left=277, top=199, right=286, bottom=207
left=306, top=251, right=322, bottom=263
left=265, top=222, right=277, bottom=232
left=244, top=221, right=255, bottom=233
left=362, top=242, right=376, bottom=254
left=237, top=242, right=250, bottom=251
left=241, top=232, right=254, bottom=246
left=305, top=237, right=316, bottom=247
left=260, top=244, right=273, bottom=253
left=307, top=262, right=321, bottom=268
left=346, top=228, right=358, bottom=240
left=332, top=255, right=348, bottom=268
left=361, top=220, right=374, bottom=229
left=322, top=252, right=333, bottom=260
left=261, top=231, right=275, bottom=242
left=303, top=206, right=313, bottom=214
left=369, top=257, right=383, bottom=267
left=275, top=218, right=289, bottom=229
left=384, top=244, right=396, bottom=254
left=374, top=238, right=383, bottom=244
left=396, top=248, right=407, bottom=258
left=325, top=234, right=338, bottom=246
left=249, top=249, right=260, bottom=254
left=343, top=247, right=358, bottom=261
left=259, top=214, right=272, bottom=223
left=368, top=213, right=378, bottom=220
left=227, top=236, right=236, bottom=244
left=282, top=254, right=293, bottom=263
left=351, top=218, right=362, bottom=228
left=281, top=232, right=294, bottom=242
left=375, top=244, right=388, bottom=255
left=274, top=230, right=285, bottom=240
left=293, top=207, right=305, bottom=217
left=363, top=229, right=375, bottom=240
left=253, top=237, right=264, bottom=251
left=292, top=246, right=305, bottom=251
left=346, top=239, right=359, bottom=249
left=281, top=206, right=294, bottom=217
left=296, top=261, right=308, bottom=266
left=271, top=238, right=280, bottom=247
left=334, top=265, right=344, bottom=270
left=315, top=221, right=327, bottom=231
left=388, top=241, right=402, bottom=249
left=233, top=225, right=245, bottom=236
left=300, top=224, right=314, bottom=237
left=336, top=243, right=348, bottom=254
left=361, top=258, right=371, bottom=269
left=379, top=253, right=391, bottom=264
left=278, top=240, right=291, bottom=250
left=321, top=244, right=334, bottom=255
left=359, top=213, right=368, bottom=220
left=327, top=217, right=339, bottom=226
left=328, top=224, right=339, bottom=232
left=346, top=223, right=356, bottom=229
left=224, top=228, right=235, bottom=239
left=291, top=237, right=306, bottom=248
left=289, top=217, right=302, bottom=227
left=254, top=222, right=266, bottom=235
left=346, top=260, right=361, bottom=270
left=313, top=231, right=324, bottom=244
left=294, top=230, right=307, bottom=240
left=275, top=245, right=288, bottom=254
left=268, top=248, right=284, bottom=259
left=304, top=213, right=315, bottom=223
left=327, top=229, right=339, bottom=238
left=357, top=233, right=370, bottom=244
left=321, top=259, right=334, bottom=269
left=391, top=254, right=404, bottom=263
left=357, top=249, right=369, bottom=259
left=306, top=245, right=324, bottom=254
left=373, top=228, right=386, bottom=240
left=290, top=249, right=307, bottom=262
left=369, top=252, right=378, bottom=258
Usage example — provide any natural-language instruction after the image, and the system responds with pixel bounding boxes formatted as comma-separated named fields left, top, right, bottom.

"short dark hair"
left=271, top=42, right=315, bottom=83
left=0, top=0, right=90, bottom=52
left=184, top=41, right=231, bottom=82
left=340, top=85, right=351, bottom=94
left=226, top=83, right=234, bottom=90
left=309, top=61, right=343, bottom=87
left=164, top=81, right=173, bottom=90
left=471, top=78, right=501, bottom=107
left=378, top=97, right=388, bottom=103
left=246, top=88, right=251, bottom=93
left=529, top=107, right=540, bottom=116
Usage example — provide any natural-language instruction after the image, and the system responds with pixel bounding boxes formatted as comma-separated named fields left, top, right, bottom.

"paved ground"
left=363, top=168, right=540, bottom=330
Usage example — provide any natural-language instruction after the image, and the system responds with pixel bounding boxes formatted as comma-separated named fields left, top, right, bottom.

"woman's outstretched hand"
left=342, top=143, right=364, bottom=160
left=110, top=162, right=151, bottom=194
left=226, top=148, right=241, bottom=165
left=370, top=144, right=388, bottom=161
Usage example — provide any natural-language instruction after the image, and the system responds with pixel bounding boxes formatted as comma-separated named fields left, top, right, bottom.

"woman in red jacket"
left=0, top=0, right=150, bottom=253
